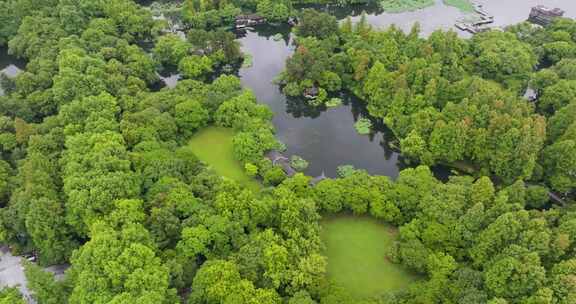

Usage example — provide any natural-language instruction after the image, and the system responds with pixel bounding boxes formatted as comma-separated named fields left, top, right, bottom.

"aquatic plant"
left=337, top=165, right=356, bottom=178
left=443, top=0, right=474, bottom=13
left=242, top=54, right=253, bottom=68
left=326, top=97, right=343, bottom=108
left=380, top=0, right=435, bottom=13
left=354, top=118, right=372, bottom=135
left=290, top=155, right=309, bottom=172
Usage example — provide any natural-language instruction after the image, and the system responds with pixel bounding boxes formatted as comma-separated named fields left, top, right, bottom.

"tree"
left=550, top=259, right=576, bottom=303
left=153, top=34, right=191, bottom=66
left=24, top=262, right=68, bottom=304
left=484, top=246, right=546, bottom=299
left=215, top=91, right=273, bottom=130
left=313, top=179, right=344, bottom=213
left=538, top=80, right=576, bottom=114
left=0, top=287, right=25, bottom=304
left=190, top=260, right=281, bottom=304
left=174, top=99, right=209, bottom=136
left=472, top=31, right=536, bottom=89
left=63, top=131, right=140, bottom=235
left=542, top=139, right=576, bottom=193
left=178, top=55, right=213, bottom=79
left=67, top=201, right=177, bottom=304
left=295, top=9, right=338, bottom=40
left=256, top=0, right=291, bottom=23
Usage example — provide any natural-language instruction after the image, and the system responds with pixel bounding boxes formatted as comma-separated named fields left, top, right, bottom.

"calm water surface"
left=237, top=28, right=405, bottom=178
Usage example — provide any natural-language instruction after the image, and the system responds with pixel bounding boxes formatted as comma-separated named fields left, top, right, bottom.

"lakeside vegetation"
left=0, top=0, right=575, bottom=304
left=443, top=0, right=474, bottom=13
left=380, top=0, right=435, bottom=13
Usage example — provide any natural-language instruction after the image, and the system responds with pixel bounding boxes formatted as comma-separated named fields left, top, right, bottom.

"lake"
left=3, top=0, right=576, bottom=178
left=237, top=27, right=407, bottom=178
left=235, top=0, right=576, bottom=178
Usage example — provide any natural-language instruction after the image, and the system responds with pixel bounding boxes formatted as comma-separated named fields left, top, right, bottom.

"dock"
left=235, top=15, right=266, bottom=29
left=454, top=2, right=494, bottom=34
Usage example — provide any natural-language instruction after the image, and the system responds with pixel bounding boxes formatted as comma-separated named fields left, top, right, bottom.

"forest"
left=0, top=0, right=575, bottom=303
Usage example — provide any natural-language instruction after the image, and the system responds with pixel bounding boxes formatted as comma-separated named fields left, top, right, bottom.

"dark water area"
left=237, top=27, right=405, bottom=178
left=0, top=46, right=25, bottom=96
left=0, top=46, right=24, bottom=77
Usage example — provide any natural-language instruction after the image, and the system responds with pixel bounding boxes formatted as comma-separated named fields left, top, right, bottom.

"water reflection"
left=237, top=27, right=404, bottom=178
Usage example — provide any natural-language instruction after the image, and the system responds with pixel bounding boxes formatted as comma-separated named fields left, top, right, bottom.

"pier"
left=235, top=15, right=266, bottom=29
left=454, top=3, right=494, bottom=34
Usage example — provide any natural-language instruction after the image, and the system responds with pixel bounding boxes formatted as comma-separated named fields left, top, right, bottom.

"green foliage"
left=24, top=262, right=68, bottom=304
left=187, top=29, right=242, bottom=65
left=0, top=287, right=25, bottom=304
left=174, top=99, right=210, bottom=136
left=263, top=166, right=287, bottom=186
left=442, top=0, right=474, bottom=13
left=354, top=118, right=372, bottom=135
left=182, top=0, right=240, bottom=29
left=154, top=34, right=192, bottom=66
left=242, top=53, right=254, bottom=68
left=215, top=91, right=273, bottom=130
left=325, top=98, right=342, bottom=108
left=244, top=163, right=259, bottom=177
left=296, top=9, right=339, bottom=40
left=337, top=165, right=356, bottom=178
left=291, top=155, right=309, bottom=172
left=472, top=31, right=537, bottom=89
left=178, top=55, right=213, bottom=79
left=67, top=214, right=178, bottom=303
left=2, top=2, right=576, bottom=304
left=380, top=0, right=435, bottom=13
left=256, top=0, right=291, bottom=23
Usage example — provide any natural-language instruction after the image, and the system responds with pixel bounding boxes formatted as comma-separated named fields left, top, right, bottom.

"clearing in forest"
left=188, top=127, right=261, bottom=192
left=321, top=216, right=417, bottom=299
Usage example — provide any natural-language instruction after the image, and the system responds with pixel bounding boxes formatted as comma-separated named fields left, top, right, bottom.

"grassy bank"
left=321, top=215, right=416, bottom=299
left=188, top=127, right=261, bottom=192
left=380, top=0, right=435, bottom=13
left=443, top=0, right=474, bottom=13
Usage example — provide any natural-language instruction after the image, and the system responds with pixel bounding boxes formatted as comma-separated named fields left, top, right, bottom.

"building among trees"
left=529, top=5, right=565, bottom=26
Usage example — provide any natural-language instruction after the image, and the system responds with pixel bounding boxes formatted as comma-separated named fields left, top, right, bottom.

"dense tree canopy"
left=0, top=1, right=575, bottom=304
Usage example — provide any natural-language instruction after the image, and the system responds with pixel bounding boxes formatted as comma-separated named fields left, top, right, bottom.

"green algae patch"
left=380, top=0, right=435, bottom=13
left=443, top=0, right=474, bottom=13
